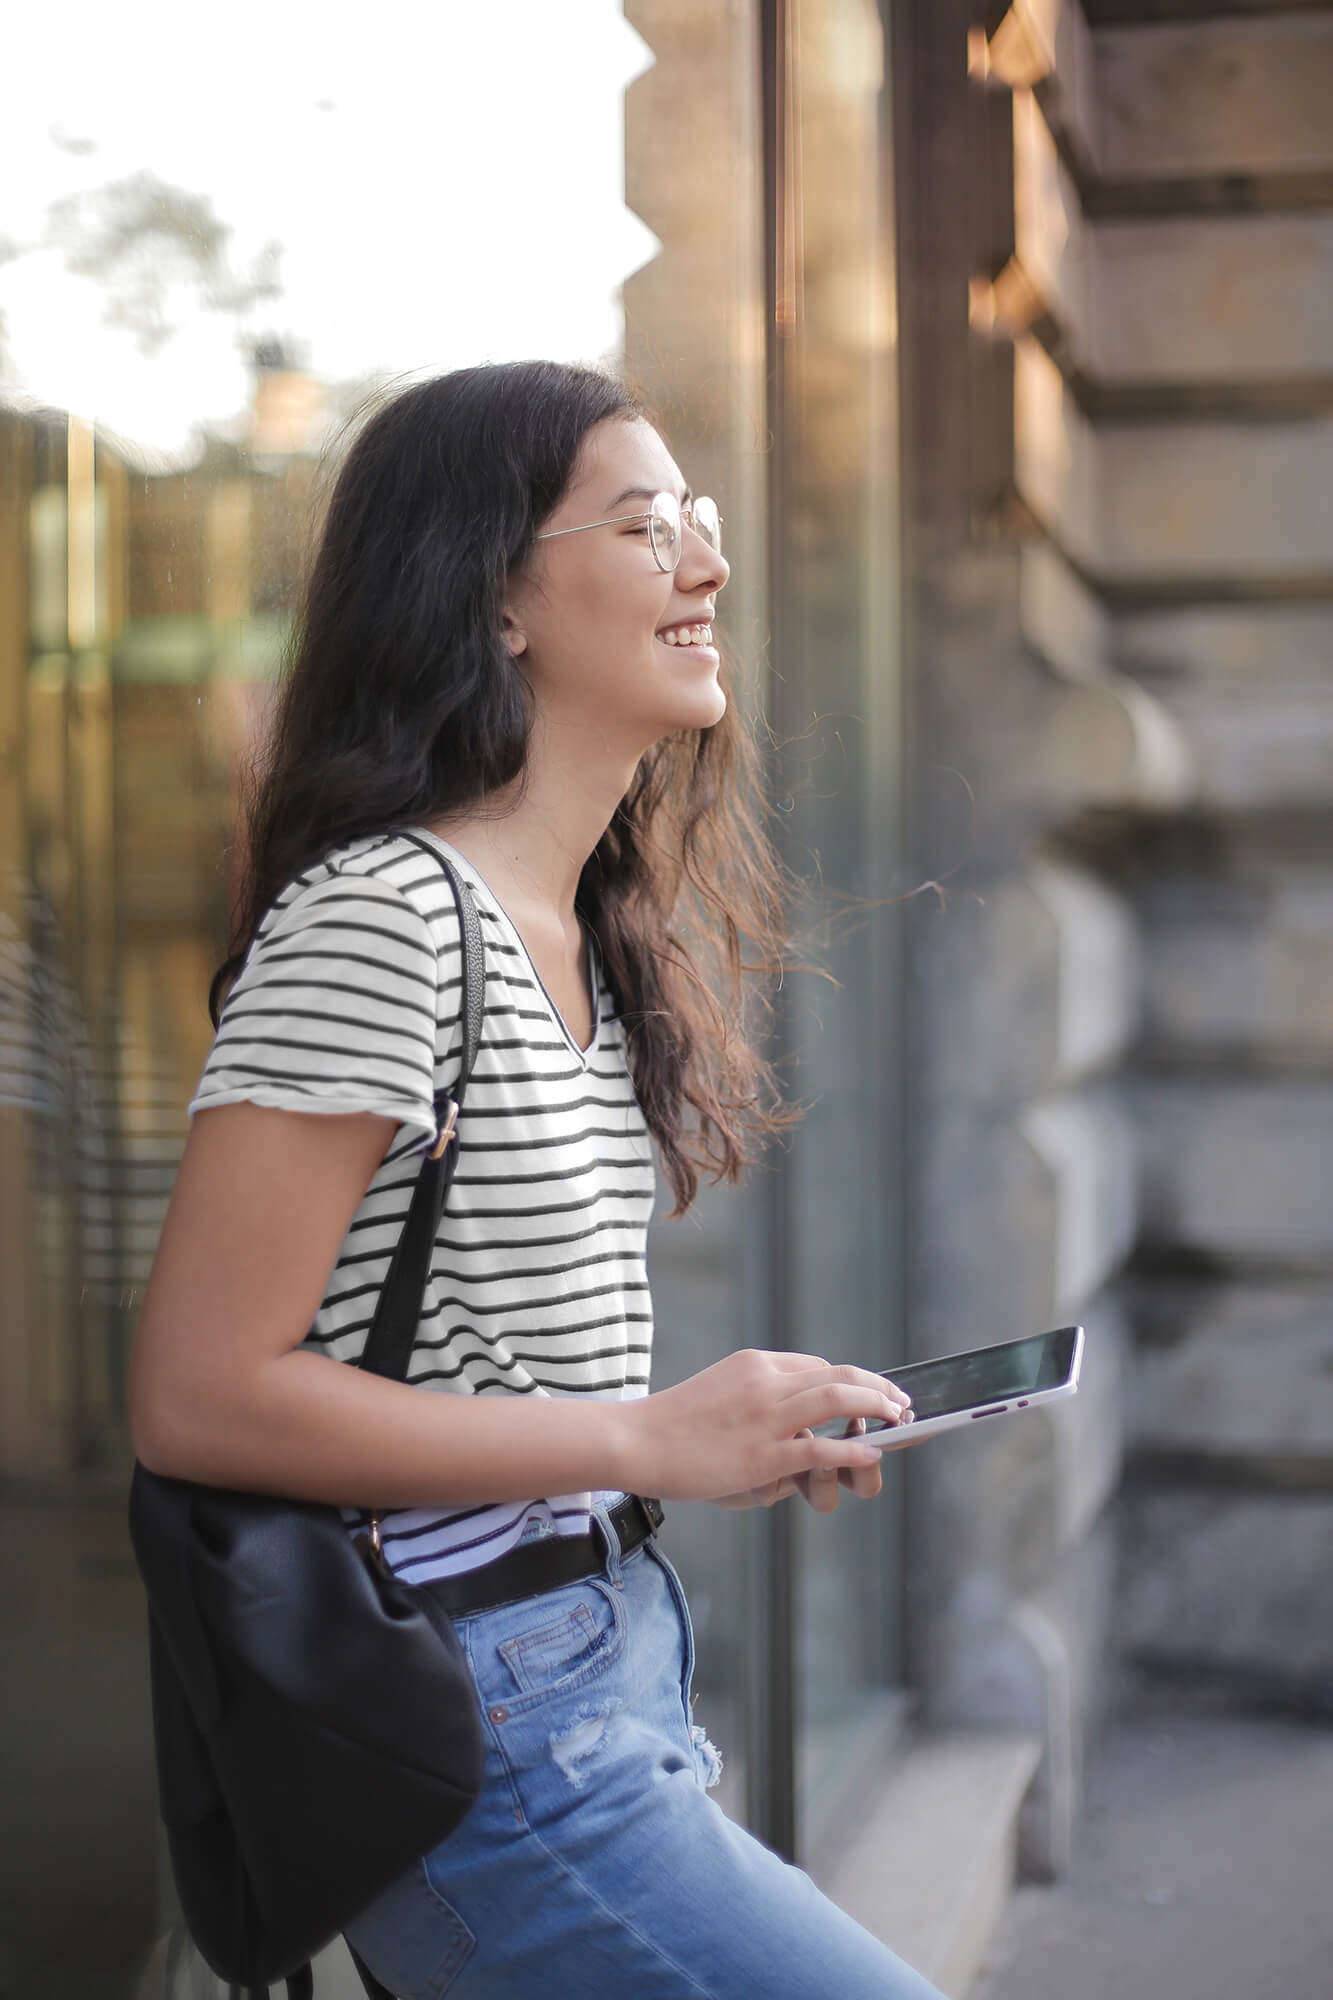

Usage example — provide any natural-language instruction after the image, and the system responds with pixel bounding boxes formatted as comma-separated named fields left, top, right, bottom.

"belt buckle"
left=636, top=1495, right=663, bottom=1539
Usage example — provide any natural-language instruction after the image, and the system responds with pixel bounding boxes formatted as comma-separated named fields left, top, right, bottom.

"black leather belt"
left=416, top=1494, right=665, bottom=1620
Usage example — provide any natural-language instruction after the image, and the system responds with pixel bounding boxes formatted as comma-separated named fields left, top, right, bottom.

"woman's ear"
left=500, top=610, right=528, bottom=658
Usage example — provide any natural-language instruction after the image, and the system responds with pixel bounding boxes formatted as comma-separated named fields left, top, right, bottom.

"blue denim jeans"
left=342, top=1505, right=945, bottom=1999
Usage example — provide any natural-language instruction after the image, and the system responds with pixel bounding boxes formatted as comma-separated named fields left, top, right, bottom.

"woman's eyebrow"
left=605, top=483, right=692, bottom=511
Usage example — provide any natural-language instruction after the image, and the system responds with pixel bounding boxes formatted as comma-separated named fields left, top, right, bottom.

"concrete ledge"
left=159, top=1735, right=1043, bottom=1999
left=815, top=1730, right=1042, bottom=2000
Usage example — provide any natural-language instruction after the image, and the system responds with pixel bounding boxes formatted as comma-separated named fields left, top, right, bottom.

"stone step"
left=1018, top=542, right=1194, bottom=808
left=1114, top=603, right=1333, bottom=685
left=1025, top=548, right=1333, bottom=813
left=916, top=1088, right=1137, bottom=1342
left=1131, top=1078, right=1333, bottom=1266
left=1088, top=212, right=1333, bottom=386
left=1093, top=16, right=1333, bottom=183
left=1133, top=837, right=1333, bottom=1054
left=1012, top=89, right=1333, bottom=386
left=1090, top=416, right=1333, bottom=579
left=1015, top=336, right=1333, bottom=581
left=911, top=856, right=1141, bottom=1104
left=1127, top=1280, right=1333, bottom=1479
left=1149, top=682, right=1333, bottom=812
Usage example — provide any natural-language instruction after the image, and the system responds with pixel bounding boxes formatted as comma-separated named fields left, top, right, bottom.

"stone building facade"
left=895, top=0, right=1332, bottom=1951
left=622, top=0, right=1333, bottom=1978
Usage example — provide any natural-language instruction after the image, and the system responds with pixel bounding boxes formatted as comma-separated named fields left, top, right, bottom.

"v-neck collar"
left=405, top=827, right=601, bottom=1066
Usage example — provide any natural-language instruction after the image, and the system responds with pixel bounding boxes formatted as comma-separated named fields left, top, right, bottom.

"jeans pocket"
left=342, top=1857, right=477, bottom=2000
left=487, top=1576, right=626, bottom=1705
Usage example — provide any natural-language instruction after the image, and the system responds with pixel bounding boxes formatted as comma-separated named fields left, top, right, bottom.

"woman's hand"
left=712, top=1418, right=888, bottom=1512
left=627, top=1350, right=911, bottom=1505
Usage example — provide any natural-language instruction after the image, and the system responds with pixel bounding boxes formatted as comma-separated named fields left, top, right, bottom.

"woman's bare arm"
left=129, top=1102, right=906, bottom=1508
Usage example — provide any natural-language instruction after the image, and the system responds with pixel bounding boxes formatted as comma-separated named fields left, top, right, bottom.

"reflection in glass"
left=0, top=11, right=663, bottom=1990
left=768, top=0, right=908, bottom=1852
left=622, top=0, right=772, bottom=1834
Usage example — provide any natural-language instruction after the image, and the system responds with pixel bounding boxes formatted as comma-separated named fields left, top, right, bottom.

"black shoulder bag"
left=129, top=852, right=488, bottom=2000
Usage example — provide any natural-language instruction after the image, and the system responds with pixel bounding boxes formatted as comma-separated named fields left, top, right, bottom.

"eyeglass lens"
left=648, top=492, right=722, bottom=572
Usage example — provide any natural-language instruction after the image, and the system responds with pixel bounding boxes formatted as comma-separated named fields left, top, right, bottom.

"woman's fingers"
left=779, top=1360, right=912, bottom=1415
left=837, top=1417, right=883, bottom=1498
left=793, top=1420, right=885, bottom=1510
left=780, top=1382, right=911, bottom=1438
left=772, top=1355, right=911, bottom=1410
left=772, top=1429, right=881, bottom=1480
left=792, top=1431, right=841, bottom=1513
left=798, top=1469, right=842, bottom=1513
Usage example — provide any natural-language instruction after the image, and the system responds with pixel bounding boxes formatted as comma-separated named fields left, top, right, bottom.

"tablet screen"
left=862, top=1326, right=1080, bottom=1430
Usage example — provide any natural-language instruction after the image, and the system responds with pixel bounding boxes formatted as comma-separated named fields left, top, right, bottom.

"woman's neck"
left=423, top=727, right=639, bottom=922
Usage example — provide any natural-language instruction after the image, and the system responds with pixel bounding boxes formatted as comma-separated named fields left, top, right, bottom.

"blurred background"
left=1, top=2, right=1330, bottom=1995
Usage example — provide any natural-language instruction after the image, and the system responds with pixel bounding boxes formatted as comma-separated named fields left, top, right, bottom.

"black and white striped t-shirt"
left=187, top=825, right=657, bottom=1581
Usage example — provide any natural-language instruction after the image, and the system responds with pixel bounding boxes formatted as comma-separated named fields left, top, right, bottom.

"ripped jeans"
left=342, top=1503, right=945, bottom=2000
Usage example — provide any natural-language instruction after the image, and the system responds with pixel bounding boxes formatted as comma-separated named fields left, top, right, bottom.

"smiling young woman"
left=127, top=360, right=936, bottom=1999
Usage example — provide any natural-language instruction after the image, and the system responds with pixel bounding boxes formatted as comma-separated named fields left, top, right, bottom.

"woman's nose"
left=680, top=534, right=728, bottom=593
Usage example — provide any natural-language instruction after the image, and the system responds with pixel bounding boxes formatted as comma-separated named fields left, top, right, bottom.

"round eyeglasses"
left=534, top=491, right=722, bottom=574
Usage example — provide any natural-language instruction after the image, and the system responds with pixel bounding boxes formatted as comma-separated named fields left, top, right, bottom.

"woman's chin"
left=668, top=683, right=727, bottom=734
left=631, top=663, right=727, bottom=740
left=669, top=666, right=727, bottom=726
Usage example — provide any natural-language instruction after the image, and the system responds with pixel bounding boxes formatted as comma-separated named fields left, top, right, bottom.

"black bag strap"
left=343, top=839, right=485, bottom=2000
left=193, top=845, right=484, bottom=2000
left=357, top=841, right=486, bottom=1385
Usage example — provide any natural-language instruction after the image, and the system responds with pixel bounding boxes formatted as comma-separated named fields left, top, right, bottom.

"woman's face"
left=505, top=416, right=730, bottom=747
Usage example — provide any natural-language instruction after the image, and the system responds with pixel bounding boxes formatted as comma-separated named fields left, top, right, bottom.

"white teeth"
left=660, top=623, right=712, bottom=647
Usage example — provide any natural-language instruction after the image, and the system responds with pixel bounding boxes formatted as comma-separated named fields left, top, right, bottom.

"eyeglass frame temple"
left=534, top=510, right=659, bottom=543
left=533, top=500, right=723, bottom=546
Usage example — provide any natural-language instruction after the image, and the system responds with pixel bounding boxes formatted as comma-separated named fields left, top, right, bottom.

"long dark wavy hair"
left=212, top=359, right=812, bottom=1218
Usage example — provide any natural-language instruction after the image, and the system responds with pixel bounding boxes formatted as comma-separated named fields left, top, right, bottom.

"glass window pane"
left=622, top=0, right=771, bottom=1833
left=770, top=0, right=908, bottom=1856
left=0, top=10, right=661, bottom=1989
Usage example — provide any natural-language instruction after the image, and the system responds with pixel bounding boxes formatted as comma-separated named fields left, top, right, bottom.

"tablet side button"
left=971, top=1405, right=1009, bottom=1419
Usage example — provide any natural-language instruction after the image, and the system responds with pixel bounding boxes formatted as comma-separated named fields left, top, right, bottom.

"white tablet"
left=854, top=1324, right=1084, bottom=1449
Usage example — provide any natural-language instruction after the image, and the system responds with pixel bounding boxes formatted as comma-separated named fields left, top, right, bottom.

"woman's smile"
left=655, top=618, right=717, bottom=658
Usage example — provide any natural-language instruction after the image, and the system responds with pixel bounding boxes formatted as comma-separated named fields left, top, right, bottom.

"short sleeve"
left=188, top=871, right=446, bottom=1150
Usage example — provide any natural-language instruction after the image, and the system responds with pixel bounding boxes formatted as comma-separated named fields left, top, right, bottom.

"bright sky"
left=0, top=0, right=657, bottom=461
